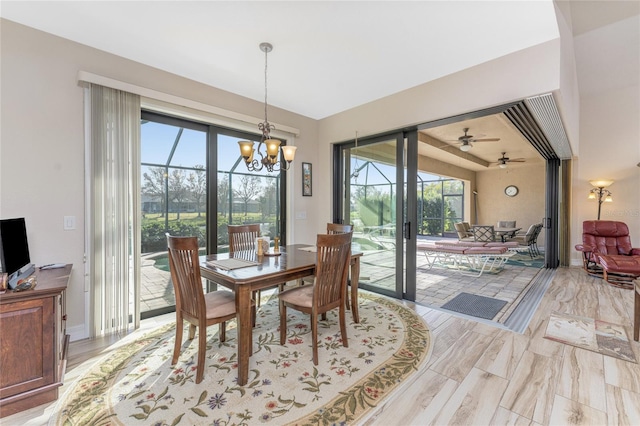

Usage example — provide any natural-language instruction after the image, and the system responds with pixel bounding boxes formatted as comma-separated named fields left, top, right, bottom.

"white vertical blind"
left=89, top=84, right=141, bottom=337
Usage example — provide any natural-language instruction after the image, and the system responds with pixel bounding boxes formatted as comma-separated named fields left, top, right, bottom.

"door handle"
left=403, top=222, right=411, bottom=239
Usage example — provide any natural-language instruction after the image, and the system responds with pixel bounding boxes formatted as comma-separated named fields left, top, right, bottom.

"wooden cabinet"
left=0, top=265, right=71, bottom=418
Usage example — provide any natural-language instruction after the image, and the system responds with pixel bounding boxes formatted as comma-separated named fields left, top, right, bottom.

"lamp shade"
left=238, top=141, right=254, bottom=160
left=265, top=139, right=281, bottom=158
left=460, top=144, right=471, bottom=152
left=281, top=145, right=297, bottom=162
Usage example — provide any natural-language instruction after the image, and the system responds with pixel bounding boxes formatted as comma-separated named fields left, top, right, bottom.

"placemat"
left=205, top=258, right=259, bottom=270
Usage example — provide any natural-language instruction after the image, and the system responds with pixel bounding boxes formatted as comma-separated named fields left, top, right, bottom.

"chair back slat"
left=228, top=224, right=260, bottom=252
left=167, top=235, right=205, bottom=321
left=327, top=223, right=353, bottom=234
left=314, top=232, right=352, bottom=310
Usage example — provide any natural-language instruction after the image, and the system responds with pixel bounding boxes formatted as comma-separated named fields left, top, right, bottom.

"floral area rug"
left=544, top=312, right=637, bottom=363
left=51, top=293, right=432, bottom=425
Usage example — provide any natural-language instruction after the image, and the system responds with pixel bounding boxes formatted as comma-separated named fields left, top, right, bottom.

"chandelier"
left=238, top=42, right=296, bottom=173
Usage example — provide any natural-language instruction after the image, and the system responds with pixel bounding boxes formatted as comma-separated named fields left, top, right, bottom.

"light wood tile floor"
left=5, top=267, right=639, bottom=425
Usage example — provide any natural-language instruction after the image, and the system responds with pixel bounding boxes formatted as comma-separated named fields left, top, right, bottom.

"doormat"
left=441, top=292, right=507, bottom=320
left=544, top=312, right=636, bottom=363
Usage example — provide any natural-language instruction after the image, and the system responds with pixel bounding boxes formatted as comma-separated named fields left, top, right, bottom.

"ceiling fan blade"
left=471, top=138, right=500, bottom=142
left=508, top=158, right=526, bottom=162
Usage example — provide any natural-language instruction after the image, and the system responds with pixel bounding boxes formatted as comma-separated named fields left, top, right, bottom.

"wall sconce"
left=588, top=179, right=613, bottom=220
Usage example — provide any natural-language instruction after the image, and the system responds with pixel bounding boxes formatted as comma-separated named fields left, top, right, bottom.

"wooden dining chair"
left=228, top=224, right=260, bottom=252
left=228, top=224, right=263, bottom=304
left=279, top=232, right=353, bottom=365
left=327, top=222, right=354, bottom=234
left=325, top=223, right=356, bottom=312
left=166, top=234, right=238, bottom=384
left=302, top=222, right=353, bottom=289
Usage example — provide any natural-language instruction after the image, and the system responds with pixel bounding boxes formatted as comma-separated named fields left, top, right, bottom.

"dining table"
left=199, top=244, right=362, bottom=386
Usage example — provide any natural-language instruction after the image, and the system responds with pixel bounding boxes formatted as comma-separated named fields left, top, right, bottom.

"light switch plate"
left=64, top=216, right=76, bottom=230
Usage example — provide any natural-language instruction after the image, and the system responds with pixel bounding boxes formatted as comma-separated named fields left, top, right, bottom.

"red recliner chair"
left=575, top=220, right=640, bottom=289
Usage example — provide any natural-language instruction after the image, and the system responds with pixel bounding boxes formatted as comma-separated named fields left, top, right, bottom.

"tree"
left=187, top=165, right=206, bottom=217
left=258, top=179, right=278, bottom=221
left=142, top=167, right=167, bottom=217
left=235, top=175, right=262, bottom=217
left=217, top=174, right=230, bottom=216
left=168, top=169, right=189, bottom=220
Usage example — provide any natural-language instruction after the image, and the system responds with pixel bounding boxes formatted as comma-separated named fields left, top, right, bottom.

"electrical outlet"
left=63, top=216, right=76, bottom=230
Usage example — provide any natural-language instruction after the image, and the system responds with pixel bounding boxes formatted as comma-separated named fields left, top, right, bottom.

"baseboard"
left=67, top=324, right=88, bottom=342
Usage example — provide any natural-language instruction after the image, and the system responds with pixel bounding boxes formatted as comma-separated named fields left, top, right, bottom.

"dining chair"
left=325, top=223, right=358, bottom=313
left=327, top=222, right=354, bottom=234
left=302, top=223, right=354, bottom=294
left=228, top=224, right=260, bottom=252
left=279, top=231, right=353, bottom=365
left=228, top=224, right=270, bottom=307
left=167, top=234, right=239, bottom=384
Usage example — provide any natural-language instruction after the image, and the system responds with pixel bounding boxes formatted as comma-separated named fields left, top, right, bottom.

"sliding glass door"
left=336, top=131, right=417, bottom=301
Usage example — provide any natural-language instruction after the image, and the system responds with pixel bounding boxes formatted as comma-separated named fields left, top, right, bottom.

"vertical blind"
left=89, top=84, right=141, bottom=337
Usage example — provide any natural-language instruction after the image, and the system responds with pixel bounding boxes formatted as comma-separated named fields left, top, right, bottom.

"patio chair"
left=454, top=222, right=474, bottom=240
left=279, top=232, right=353, bottom=365
left=496, top=220, right=518, bottom=239
left=167, top=235, right=243, bottom=384
left=473, top=225, right=496, bottom=242
left=513, top=223, right=542, bottom=258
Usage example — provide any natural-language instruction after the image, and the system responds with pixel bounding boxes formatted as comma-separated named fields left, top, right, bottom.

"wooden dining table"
left=199, top=244, right=362, bottom=386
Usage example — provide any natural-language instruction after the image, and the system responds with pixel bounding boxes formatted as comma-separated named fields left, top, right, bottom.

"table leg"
left=350, top=257, right=360, bottom=323
left=236, top=285, right=252, bottom=386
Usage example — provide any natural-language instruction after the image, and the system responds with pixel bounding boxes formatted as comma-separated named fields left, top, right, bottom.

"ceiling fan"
left=495, top=152, right=525, bottom=168
left=449, top=128, right=500, bottom=152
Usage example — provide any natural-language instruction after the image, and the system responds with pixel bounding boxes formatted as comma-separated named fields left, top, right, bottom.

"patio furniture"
left=473, top=225, right=496, bottom=242
left=496, top=221, right=518, bottom=240
left=417, top=242, right=514, bottom=277
left=513, top=223, right=543, bottom=258
left=454, top=222, right=474, bottom=240
left=575, top=220, right=640, bottom=289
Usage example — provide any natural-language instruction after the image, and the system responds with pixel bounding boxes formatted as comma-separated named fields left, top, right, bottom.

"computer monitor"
left=0, top=217, right=31, bottom=276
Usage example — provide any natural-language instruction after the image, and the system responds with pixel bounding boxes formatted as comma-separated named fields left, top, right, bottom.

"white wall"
left=569, top=13, right=640, bottom=265
left=571, top=85, right=640, bottom=264
left=0, top=19, right=317, bottom=339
